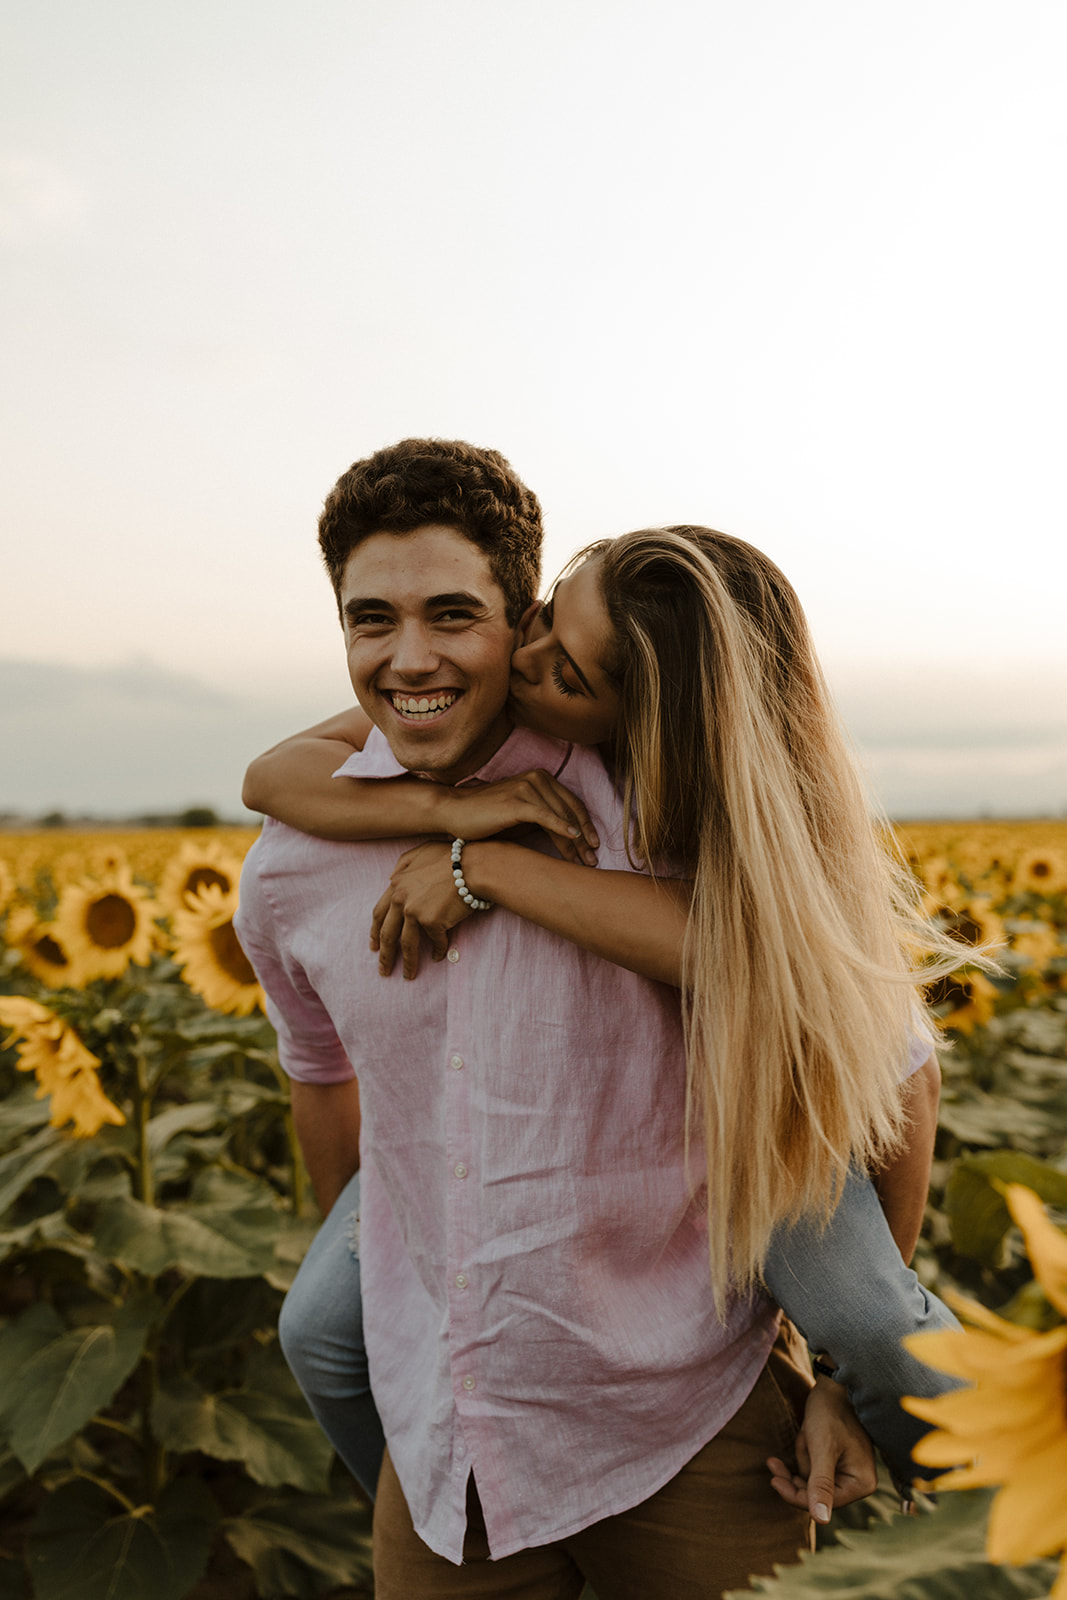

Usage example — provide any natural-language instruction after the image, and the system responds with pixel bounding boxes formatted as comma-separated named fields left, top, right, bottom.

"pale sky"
left=2, top=1, right=1065, bottom=818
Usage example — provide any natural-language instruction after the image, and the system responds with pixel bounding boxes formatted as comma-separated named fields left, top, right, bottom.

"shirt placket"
left=443, top=931, right=481, bottom=1481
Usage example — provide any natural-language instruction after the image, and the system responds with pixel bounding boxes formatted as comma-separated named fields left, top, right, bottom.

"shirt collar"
left=333, top=722, right=575, bottom=785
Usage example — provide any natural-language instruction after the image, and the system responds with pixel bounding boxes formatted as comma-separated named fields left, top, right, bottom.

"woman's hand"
left=370, top=842, right=476, bottom=979
left=766, top=1372, right=878, bottom=1524
left=436, top=771, right=599, bottom=866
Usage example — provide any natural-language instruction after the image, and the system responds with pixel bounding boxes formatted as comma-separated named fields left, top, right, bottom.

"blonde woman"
left=245, top=525, right=971, bottom=1507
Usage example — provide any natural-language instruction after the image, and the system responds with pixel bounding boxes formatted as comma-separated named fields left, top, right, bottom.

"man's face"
left=340, top=524, right=519, bottom=783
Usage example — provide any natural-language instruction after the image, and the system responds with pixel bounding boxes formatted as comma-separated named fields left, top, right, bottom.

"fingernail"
left=814, top=1503, right=830, bottom=1524
left=568, top=825, right=580, bottom=836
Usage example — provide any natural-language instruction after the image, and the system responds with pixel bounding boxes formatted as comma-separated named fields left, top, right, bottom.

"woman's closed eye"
left=551, top=658, right=583, bottom=698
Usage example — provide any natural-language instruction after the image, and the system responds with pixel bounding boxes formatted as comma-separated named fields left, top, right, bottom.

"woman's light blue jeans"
left=279, top=1166, right=960, bottom=1497
left=278, top=1169, right=385, bottom=1499
left=762, top=1166, right=962, bottom=1484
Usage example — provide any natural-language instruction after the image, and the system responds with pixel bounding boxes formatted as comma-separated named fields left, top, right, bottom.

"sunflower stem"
left=132, top=1036, right=154, bottom=1209
left=129, top=1035, right=166, bottom=1501
left=264, top=1050, right=310, bottom=1217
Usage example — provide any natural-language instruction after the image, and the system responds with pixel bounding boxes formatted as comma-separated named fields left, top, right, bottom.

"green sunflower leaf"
left=945, top=1151, right=1067, bottom=1264
left=92, top=1195, right=281, bottom=1277
left=724, top=1489, right=1058, bottom=1598
left=224, top=1490, right=373, bottom=1598
left=0, top=1293, right=158, bottom=1474
left=27, top=1476, right=218, bottom=1600
left=152, top=1373, right=331, bottom=1492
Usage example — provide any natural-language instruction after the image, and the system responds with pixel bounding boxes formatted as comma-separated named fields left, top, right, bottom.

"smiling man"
left=235, top=439, right=842, bottom=1599
left=337, top=522, right=517, bottom=782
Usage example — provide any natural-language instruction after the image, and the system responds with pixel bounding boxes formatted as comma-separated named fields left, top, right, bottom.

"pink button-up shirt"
left=236, top=726, right=783, bottom=1561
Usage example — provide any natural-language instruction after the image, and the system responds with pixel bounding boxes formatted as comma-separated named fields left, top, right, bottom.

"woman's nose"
left=509, top=639, right=540, bottom=683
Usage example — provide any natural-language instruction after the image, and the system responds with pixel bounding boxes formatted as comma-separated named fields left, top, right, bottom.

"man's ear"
left=517, top=601, right=542, bottom=646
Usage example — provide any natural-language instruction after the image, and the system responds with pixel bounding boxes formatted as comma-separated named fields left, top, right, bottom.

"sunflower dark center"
left=926, top=975, right=973, bottom=1010
left=1032, top=861, right=1051, bottom=879
left=209, top=921, right=257, bottom=985
left=185, top=867, right=231, bottom=896
left=86, top=894, right=137, bottom=948
left=35, top=934, right=68, bottom=968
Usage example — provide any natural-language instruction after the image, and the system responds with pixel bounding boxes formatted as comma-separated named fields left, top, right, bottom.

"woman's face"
left=508, top=557, right=622, bottom=745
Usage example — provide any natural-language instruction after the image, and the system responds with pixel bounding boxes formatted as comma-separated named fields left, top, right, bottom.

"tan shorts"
left=373, top=1326, right=814, bottom=1600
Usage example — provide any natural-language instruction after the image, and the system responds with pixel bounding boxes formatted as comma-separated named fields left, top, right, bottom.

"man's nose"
left=391, top=620, right=440, bottom=677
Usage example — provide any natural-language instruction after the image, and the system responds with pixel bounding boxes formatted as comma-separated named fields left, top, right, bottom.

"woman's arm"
left=243, top=709, right=377, bottom=834
left=371, top=838, right=691, bottom=985
left=242, top=710, right=599, bottom=860
left=873, top=1053, right=941, bottom=1261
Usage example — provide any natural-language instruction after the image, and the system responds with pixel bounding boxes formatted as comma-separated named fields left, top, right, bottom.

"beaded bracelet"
left=450, top=839, right=492, bottom=912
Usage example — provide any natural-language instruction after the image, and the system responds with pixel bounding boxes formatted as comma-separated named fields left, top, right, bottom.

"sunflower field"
left=0, top=822, right=1066, bottom=1599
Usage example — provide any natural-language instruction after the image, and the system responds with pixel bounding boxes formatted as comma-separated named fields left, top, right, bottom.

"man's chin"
left=380, top=712, right=514, bottom=784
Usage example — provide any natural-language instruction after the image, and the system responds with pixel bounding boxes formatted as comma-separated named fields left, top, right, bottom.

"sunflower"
left=171, top=882, right=264, bottom=1017
left=52, top=862, right=156, bottom=982
left=925, top=969, right=999, bottom=1033
left=1012, top=847, right=1067, bottom=898
left=918, top=854, right=968, bottom=915
left=0, top=996, right=125, bottom=1137
left=903, top=1185, right=1067, bottom=1596
left=0, top=856, right=13, bottom=916
left=156, top=839, right=243, bottom=920
left=937, top=898, right=1005, bottom=954
left=5, top=906, right=81, bottom=988
left=1011, top=916, right=1063, bottom=972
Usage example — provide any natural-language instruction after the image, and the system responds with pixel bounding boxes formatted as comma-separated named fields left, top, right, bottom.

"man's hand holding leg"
left=766, top=1371, right=878, bottom=1525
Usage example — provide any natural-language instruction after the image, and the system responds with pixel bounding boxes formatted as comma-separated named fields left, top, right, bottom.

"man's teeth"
left=391, top=693, right=457, bottom=720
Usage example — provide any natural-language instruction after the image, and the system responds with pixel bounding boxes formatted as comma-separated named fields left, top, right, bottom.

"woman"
left=244, top=525, right=975, bottom=1505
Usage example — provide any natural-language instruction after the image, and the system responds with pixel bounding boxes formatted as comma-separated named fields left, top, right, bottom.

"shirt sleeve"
left=235, top=846, right=355, bottom=1085
left=901, top=1007, right=938, bottom=1079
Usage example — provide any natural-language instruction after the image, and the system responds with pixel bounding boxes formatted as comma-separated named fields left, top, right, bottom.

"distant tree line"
left=0, top=807, right=226, bottom=830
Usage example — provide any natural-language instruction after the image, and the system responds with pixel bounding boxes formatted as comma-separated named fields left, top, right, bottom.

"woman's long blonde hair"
left=584, top=527, right=980, bottom=1308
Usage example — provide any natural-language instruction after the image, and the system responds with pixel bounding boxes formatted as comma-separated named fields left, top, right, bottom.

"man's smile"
left=382, top=689, right=462, bottom=724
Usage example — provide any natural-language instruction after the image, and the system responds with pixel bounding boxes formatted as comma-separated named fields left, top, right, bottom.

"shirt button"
left=453, top=1162, right=468, bottom=1179
left=449, top=1054, right=464, bottom=1070
left=447, top=947, right=460, bottom=964
left=462, top=1375, right=476, bottom=1391
left=454, top=1273, right=468, bottom=1289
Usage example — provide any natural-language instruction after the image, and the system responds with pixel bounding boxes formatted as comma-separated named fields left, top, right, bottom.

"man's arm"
left=290, top=1078, right=362, bottom=1216
left=873, top=1052, right=941, bottom=1262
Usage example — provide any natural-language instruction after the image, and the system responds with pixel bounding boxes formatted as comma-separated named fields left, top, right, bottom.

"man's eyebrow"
left=342, top=591, right=489, bottom=621
left=426, top=591, right=489, bottom=611
left=344, top=596, right=390, bottom=617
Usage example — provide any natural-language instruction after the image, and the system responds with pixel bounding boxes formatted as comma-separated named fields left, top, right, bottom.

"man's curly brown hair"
left=318, top=438, right=543, bottom=625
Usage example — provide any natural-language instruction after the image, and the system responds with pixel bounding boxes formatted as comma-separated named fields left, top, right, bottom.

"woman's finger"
left=524, top=775, right=598, bottom=864
left=543, top=775, right=598, bottom=852
left=370, top=887, right=392, bottom=951
left=400, top=909, right=423, bottom=981
left=375, top=899, right=405, bottom=976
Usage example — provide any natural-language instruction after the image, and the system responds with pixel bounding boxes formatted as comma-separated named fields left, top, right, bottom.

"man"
left=236, top=438, right=870, bottom=1598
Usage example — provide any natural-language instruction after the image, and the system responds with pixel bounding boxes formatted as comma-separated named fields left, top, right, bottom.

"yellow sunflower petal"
left=942, top=1288, right=1035, bottom=1340
left=0, top=995, right=57, bottom=1031
left=171, top=883, right=264, bottom=1018
left=1006, top=1185, right=1067, bottom=1320
left=987, top=1448, right=1067, bottom=1564
left=48, top=1066, right=125, bottom=1137
left=904, top=1323, right=1032, bottom=1383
